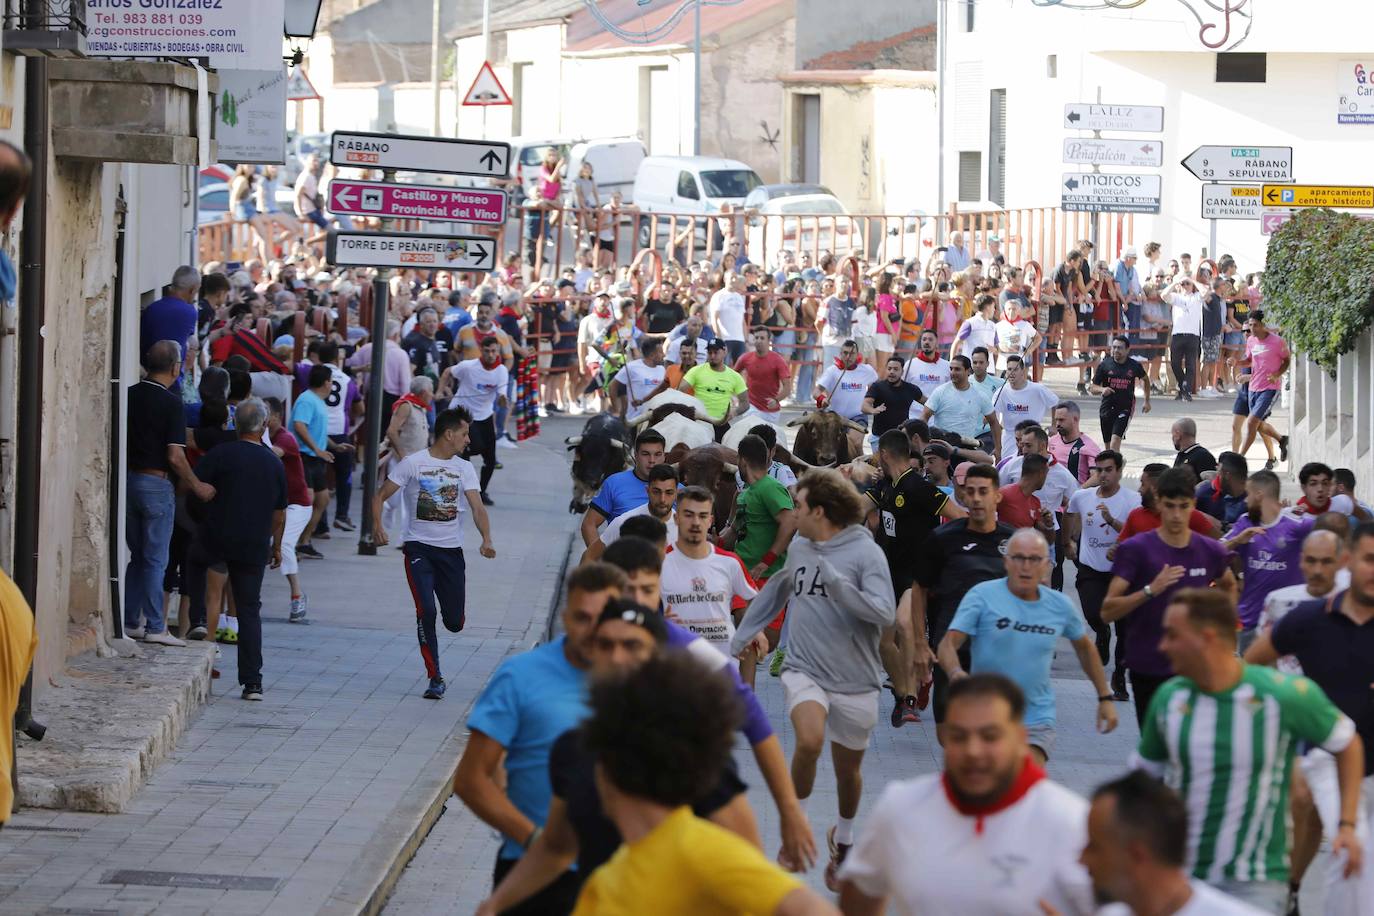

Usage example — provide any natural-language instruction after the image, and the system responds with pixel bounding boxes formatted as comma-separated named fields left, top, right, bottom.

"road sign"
left=1260, top=209, right=1294, bottom=236
left=327, top=231, right=497, bottom=272
left=1061, top=172, right=1161, bottom=214
left=1181, top=146, right=1293, bottom=182
left=1261, top=184, right=1374, bottom=209
left=1201, top=185, right=1263, bottom=220
left=1063, top=104, right=1163, bottom=132
left=463, top=61, right=512, bottom=107
left=285, top=68, right=320, bottom=101
left=1062, top=138, right=1163, bottom=168
left=327, top=179, right=507, bottom=225
left=329, top=131, right=511, bottom=179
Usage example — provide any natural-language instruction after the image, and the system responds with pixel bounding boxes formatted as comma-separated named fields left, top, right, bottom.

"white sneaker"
left=125, top=625, right=147, bottom=640
left=1196, top=389, right=1219, bottom=399
left=144, top=630, right=186, bottom=647
left=497, top=436, right=519, bottom=450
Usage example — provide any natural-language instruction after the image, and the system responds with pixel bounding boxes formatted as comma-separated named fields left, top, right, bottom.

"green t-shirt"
left=682, top=364, right=747, bottom=420
left=735, top=474, right=794, bottom=576
left=1135, top=664, right=1354, bottom=884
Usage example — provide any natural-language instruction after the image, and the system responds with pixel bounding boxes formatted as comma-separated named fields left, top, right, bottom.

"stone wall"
left=700, top=17, right=796, bottom=183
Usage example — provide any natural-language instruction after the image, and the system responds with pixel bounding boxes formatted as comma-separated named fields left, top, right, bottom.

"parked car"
left=485, top=136, right=572, bottom=210
left=742, top=183, right=834, bottom=211
left=632, top=155, right=762, bottom=250
left=198, top=182, right=230, bottom=225
left=565, top=137, right=646, bottom=205
left=283, top=132, right=330, bottom=186
left=746, top=192, right=863, bottom=269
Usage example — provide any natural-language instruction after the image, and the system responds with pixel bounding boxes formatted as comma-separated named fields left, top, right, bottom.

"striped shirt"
left=1133, top=665, right=1356, bottom=884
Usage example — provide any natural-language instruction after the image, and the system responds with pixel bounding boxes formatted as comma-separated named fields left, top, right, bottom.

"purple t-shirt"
left=664, top=619, right=772, bottom=745
left=1227, top=513, right=1312, bottom=628
left=1110, top=530, right=1231, bottom=676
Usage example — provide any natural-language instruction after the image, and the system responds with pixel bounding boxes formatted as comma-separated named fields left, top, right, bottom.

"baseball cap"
left=597, top=599, right=668, bottom=643
left=312, top=271, right=333, bottom=283
left=988, top=234, right=1002, bottom=243
left=705, top=339, right=727, bottom=351
left=953, top=461, right=975, bottom=485
left=922, top=442, right=952, bottom=462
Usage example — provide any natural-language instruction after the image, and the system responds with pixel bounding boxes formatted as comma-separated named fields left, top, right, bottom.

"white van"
left=566, top=138, right=646, bottom=206
left=632, top=156, right=762, bottom=248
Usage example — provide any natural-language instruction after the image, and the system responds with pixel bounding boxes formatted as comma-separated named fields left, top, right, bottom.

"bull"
left=630, top=389, right=715, bottom=452
left=565, top=413, right=630, bottom=513
left=786, top=410, right=866, bottom=468
left=669, top=442, right=740, bottom=533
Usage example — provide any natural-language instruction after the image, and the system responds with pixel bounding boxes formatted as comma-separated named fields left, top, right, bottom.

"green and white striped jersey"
left=1134, top=665, right=1357, bottom=884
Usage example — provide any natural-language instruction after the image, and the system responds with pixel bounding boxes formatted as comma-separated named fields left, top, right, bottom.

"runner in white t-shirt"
left=442, top=343, right=510, bottom=502
left=904, top=329, right=951, bottom=391
left=838, top=674, right=1095, bottom=915
left=995, top=300, right=1040, bottom=369
left=658, top=486, right=756, bottom=648
left=951, top=294, right=999, bottom=360
left=611, top=339, right=667, bottom=422
left=990, top=356, right=1060, bottom=458
left=815, top=341, right=880, bottom=421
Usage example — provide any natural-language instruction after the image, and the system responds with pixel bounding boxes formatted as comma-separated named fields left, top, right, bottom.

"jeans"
left=402, top=541, right=467, bottom=679
left=794, top=343, right=816, bottom=402
left=125, top=473, right=176, bottom=633
left=1170, top=333, right=1201, bottom=396
left=1125, top=302, right=1142, bottom=343
left=328, top=434, right=355, bottom=521
left=225, top=561, right=266, bottom=687
left=724, top=339, right=746, bottom=364
left=493, top=376, right=516, bottom=440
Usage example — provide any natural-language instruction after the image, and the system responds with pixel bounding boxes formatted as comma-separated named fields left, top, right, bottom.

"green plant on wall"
left=220, top=89, right=238, bottom=128
left=1263, top=207, right=1374, bottom=373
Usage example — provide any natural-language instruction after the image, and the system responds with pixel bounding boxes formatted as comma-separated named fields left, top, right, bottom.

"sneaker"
left=297, top=544, right=324, bottom=560
left=497, top=436, right=519, bottom=450
left=125, top=625, right=147, bottom=640
left=1279, top=435, right=1289, bottom=463
left=1076, top=382, right=1089, bottom=396
left=481, top=492, right=495, bottom=507
left=536, top=406, right=548, bottom=418
left=423, top=677, right=446, bottom=699
left=186, top=625, right=209, bottom=641
left=144, top=630, right=185, bottom=647
left=890, top=694, right=906, bottom=728
left=1111, top=668, right=1130, bottom=702
left=1196, top=388, right=1219, bottom=399
left=916, top=677, right=932, bottom=710
left=333, top=517, right=356, bottom=532
left=823, top=826, right=851, bottom=893
left=768, top=645, right=786, bottom=678
left=1174, top=391, right=1184, bottom=401
left=1265, top=459, right=1277, bottom=471
left=314, top=529, right=332, bottom=540
left=289, top=595, right=308, bottom=623
left=1284, top=883, right=1301, bottom=916
left=216, top=627, right=238, bottom=645
left=1182, top=391, right=1193, bottom=402
left=242, top=684, right=263, bottom=701
left=900, top=695, right=921, bottom=724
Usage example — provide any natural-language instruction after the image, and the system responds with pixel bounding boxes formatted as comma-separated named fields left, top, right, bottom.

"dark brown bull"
left=668, top=442, right=740, bottom=532
left=786, top=410, right=865, bottom=468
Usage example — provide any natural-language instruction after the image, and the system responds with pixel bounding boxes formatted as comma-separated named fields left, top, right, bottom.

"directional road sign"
left=1061, top=172, right=1162, bottom=214
left=1261, top=184, right=1374, bottom=209
left=326, top=179, right=507, bottom=225
left=1063, top=104, right=1164, bottom=132
left=1201, top=185, right=1262, bottom=220
left=1062, top=138, right=1163, bottom=168
left=327, top=230, right=497, bottom=272
left=1181, top=146, right=1293, bottom=183
left=329, top=131, right=511, bottom=179
left=1260, top=209, right=1294, bottom=237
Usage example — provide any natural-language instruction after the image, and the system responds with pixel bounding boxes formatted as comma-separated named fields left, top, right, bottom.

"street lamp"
left=284, top=0, right=324, bottom=39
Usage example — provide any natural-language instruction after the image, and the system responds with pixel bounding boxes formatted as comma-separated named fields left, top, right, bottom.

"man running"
left=903, top=328, right=950, bottom=392
left=1232, top=311, right=1290, bottom=465
left=1089, top=335, right=1150, bottom=451
left=1221, top=468, right=1312, bottom=653
left=659, top=486, right=757, bottom=650
left=816, top=339, right=880, bottom=454
left=731, top=469, right=895, bottom=892
left=1065, top=449, right=1139, bottom=700
left=838, top=675, right=1094, bottom=915
left=1104, top=467, right=1236, bottom=721
left=681, top=339, right=747, bottom=425
left=735, top=328, right=792, bottom=423
left=579, top=429, right=667, bottom=548
left=1049, top=400, right=1101, bottom=487
left=861, top=356, right=925, bottom=453
left=921, top=355, right=1001, bottom=457
left=609, top=335, right=666, bottom=423
left=372, top=407, right=496, bottom=699
left=441, top=336, right=509, bottom=506
left=1134, top=588, right=1364, bottom=910
left=580, top=463, right=679, bottom=563
left=937, top=528, right=1118, bottom=765
left=989, top=355, right=1058, bottom=459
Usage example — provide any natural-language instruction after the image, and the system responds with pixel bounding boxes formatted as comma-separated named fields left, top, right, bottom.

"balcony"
left=3, top=0, right=87, bottom=56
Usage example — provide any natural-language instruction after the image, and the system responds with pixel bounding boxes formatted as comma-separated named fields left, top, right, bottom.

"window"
left=699, top=169, right=761, bottom=198
left=1216, top=52, right=1266, bottom=83
left=958, top=152, right=982, bottom=202
left=676, top=171, right=700, bottom=200
left=1046, top=54, right=1057, bottom=78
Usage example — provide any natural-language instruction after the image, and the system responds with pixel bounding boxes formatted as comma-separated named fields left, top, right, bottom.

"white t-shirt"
left=816, top=362, right=880, bottom=420
left=324, top=363, right=353, bottom=436
left=659, top=545, right=757, bottom=648
left=665, top=335, right=709, bottom=365
left=1067, top=486, right=1142, bottom=572
left=990, top=381, right=1060, bottom=458
left=613, top=359, right=667, bottom=421
left=735, top=460, right=797, bottom=492
left=448, top=359, right=509, bottom=421
left=578, top=313, right=614, bottom=368
left=1001, top=457, right=1080, bottom=529
left=1168, top=292, right=1205, bottom=336
left=955, top=314, right=998, bottom=354
left=294, top=170, right=319, bottom=218
left=386, top=449, right=480, bottom=548
left=710, top=289, right=747, bottom=341
left=1098, top=881, right=1268, bottom=916
left=903, top=356, right=951, bottom=392
left=1259, top=576, right=1349, bottom=675
left=600, top=501, right=678, bottom=547
left=839, top=774, right=1095, bottom=916
left=995, top=318, right=1037, bottom=359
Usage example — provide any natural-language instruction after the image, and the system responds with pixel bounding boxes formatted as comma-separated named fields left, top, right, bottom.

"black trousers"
left=1130, top=670, right=1171, bottom=728
left=1170, top=333, right=1200, bottom=395
left=1075, top=566, right=1124, bottom=669
left=492, top=853, right=581, bottom=915
left=465, top=415, right=498, bottom=493
left=226, top=561, right=266, bottom=687
left=931, top=629, right=971, bottom=726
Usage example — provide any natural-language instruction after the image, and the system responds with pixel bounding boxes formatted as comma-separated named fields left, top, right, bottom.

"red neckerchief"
left=915, top=350, right=940, bottom=364
left=1211, top=476, right=1223, bottom=497
left=392, top=393, right=427, bottom=414
left=941, top=755, right=1045, bottom=835
left=498, top=306, right=519, bottom=320
left=832, top=355, right=865, bottom=369
left=1297, top=495, right=1330, bottom=513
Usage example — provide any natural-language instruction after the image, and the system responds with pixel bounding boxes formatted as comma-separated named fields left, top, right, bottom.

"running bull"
left=565, top=413, right=630, bottom=513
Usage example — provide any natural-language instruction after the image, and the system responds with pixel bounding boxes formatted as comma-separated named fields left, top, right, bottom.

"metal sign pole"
left=358, top=168, right=396, bottom=556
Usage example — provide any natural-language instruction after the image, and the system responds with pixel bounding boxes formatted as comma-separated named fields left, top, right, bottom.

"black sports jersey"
left=1092, top=356, right=1147, bottom=415
left=864, top=379, right=923, bottom=437
left=866, top=468, right=948, bottom=588
left=914, top=519, right=1016, bottom=642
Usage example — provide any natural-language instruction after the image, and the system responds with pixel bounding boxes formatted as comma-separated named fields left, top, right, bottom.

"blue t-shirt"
left=949, top=578, right=1086, bottom=727
left=443, top=307, right=473, bottom=336
left=140, top=295, right=198, bottom=359
left=466, top=637, right=588, bottom=859
left=590, top=468, right=650, bottom=521
left=290, top=390, right=329, bottom=457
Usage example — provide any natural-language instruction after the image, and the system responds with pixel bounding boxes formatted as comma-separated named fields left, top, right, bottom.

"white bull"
left=651, top=412, right=716, bottom=452
left=721, top=415, right=784, bottom=452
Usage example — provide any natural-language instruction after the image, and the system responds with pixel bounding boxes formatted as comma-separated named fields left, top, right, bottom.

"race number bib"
left=881, top=510, right=897, bottom=538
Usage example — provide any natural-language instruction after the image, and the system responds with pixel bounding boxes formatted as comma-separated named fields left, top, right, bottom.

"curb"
left=344, top=528, right=577, bottom=916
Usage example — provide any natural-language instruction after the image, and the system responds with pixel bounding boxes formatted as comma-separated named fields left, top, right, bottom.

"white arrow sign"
left=1202, top=185, right=1263, bottom=220
left=1062, top=137, right=1163, bottom=168
left=329, top=131, right=511, bottom=179
left=1064, top=104, right=1164, bottom=132
left=1182, top=146, right=1293, bottom=183
left=326, top=231, right=498, bottom=272
left=1061, top=172, right=1162, bottom=214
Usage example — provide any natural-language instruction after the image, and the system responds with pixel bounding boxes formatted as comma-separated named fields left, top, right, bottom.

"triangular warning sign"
left=462, top=61, right=512, bottom=107
left=286, top=68, right=320, bottom=101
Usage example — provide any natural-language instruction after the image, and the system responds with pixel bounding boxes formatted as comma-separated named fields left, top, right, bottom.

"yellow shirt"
left=0, top=570, right=37, bottom=823
left=571, top=806, right=802, bottom=916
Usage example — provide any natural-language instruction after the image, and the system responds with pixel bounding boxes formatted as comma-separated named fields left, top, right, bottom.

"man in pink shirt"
left=734, top=328, right=791, bottom=422
left=1233, top=311, right=1290, bottom=461
left=1048, top=400, right=1101, bottom=487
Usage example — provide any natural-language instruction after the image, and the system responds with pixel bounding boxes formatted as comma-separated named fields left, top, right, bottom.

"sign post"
left=1063, top=104, right=1164, bottom=132
left=1261, top=184, right=1374, bottom=209
left=329, top=130, right=511, bottom=178
left=327, top=179, right=507, bottom=224
left=327, top=231, right=499, bottom=272
left=1181, top=146, right=1293, bottom=182
left=1201, top=185, right=1263, bottom=221
left=1062, top=138, right=1163, bottom=168
left=1061, top=172, right=1162, bottom=214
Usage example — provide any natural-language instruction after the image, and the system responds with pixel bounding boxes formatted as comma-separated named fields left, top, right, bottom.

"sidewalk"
left=0, top=422, right=581, bottom=916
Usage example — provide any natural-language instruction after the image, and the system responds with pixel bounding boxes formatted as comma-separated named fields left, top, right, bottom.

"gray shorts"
left=1027, top=723, right=1057, bottom=759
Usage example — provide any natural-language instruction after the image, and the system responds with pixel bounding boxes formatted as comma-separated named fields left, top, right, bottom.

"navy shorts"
left=1248, top=387, right=1278, bottom=421
left=1232, top=382, right=1251, bottom=417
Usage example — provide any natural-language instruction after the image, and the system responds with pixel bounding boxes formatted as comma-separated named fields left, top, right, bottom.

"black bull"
left=565, top=413, right=630, bottom=513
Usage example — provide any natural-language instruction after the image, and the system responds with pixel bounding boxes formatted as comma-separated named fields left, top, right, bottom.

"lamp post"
left=283, top=0, right=324, bottom=40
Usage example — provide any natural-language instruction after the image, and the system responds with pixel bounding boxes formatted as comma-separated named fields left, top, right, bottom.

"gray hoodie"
left=730, top=525, right=895, bottom=694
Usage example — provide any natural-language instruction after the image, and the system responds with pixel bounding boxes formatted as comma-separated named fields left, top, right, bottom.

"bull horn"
left=565, top=435, right=583, bottom=446
left=723, top=462, right=738, bottom=475
left=785, top=412, right=813, bottom=428
left=843, top=418, right=867, bottom=433
left=607, top=438, right=627, bottom=450
left=629, top=414, right=652, bottom=429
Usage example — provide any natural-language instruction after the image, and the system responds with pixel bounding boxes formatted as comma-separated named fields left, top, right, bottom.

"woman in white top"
left=252, top=164, right=299, bottom=251
left=574, top=160, right=599, bottom=246
left=951, top=293, right=999, bottom=361
left=228, top=164, right=272, bottom=263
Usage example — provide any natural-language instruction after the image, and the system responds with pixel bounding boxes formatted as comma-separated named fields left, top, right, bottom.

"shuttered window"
left=958, top=152, right=982, bottom=202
